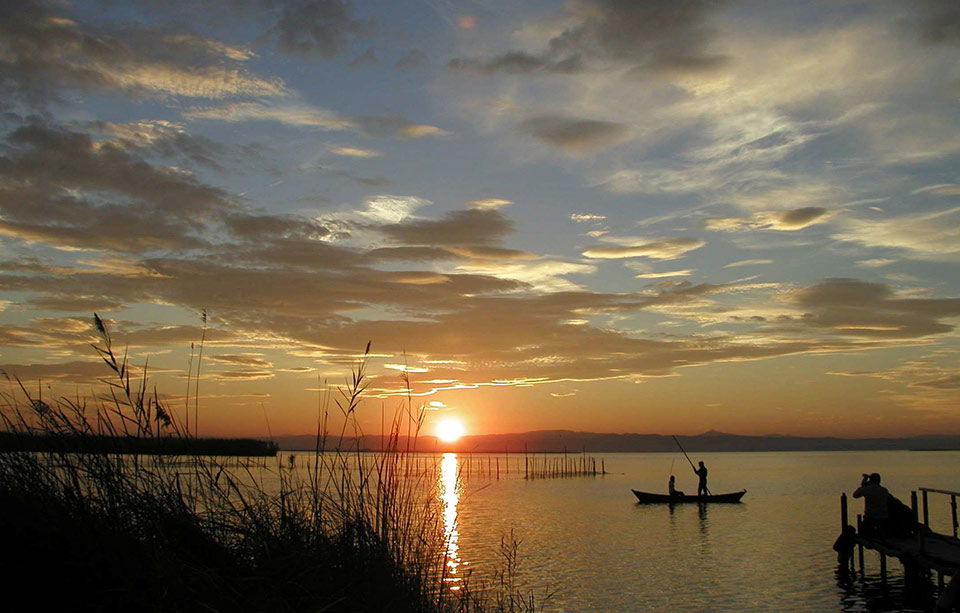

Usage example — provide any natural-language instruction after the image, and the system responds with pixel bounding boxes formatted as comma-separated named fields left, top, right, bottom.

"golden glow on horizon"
left=435, top=417, right=465, bottom=443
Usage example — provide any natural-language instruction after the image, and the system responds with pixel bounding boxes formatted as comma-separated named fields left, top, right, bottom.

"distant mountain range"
left=270, top=430, right=960, bottom=453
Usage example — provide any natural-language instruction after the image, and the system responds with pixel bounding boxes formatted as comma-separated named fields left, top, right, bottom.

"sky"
left=0, top=0, right=958, bottom=439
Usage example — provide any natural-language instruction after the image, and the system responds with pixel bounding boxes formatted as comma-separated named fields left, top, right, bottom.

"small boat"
left=632, top=489, right=746, bottom=504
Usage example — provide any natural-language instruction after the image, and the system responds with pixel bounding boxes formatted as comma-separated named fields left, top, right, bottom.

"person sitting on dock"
left=832, top=524, right=857, bottom=569
left=694, top=461, right=708, bottom=496
left=853, top=472, right=889, bottom=537
left=668, top=475, right=684, bottom=497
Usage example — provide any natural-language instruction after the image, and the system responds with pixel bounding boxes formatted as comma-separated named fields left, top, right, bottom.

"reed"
left=0, top=316, right=541, bottom=612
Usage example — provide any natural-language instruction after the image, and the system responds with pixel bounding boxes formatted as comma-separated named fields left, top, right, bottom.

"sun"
left=435, top=417, right=465, bottom=443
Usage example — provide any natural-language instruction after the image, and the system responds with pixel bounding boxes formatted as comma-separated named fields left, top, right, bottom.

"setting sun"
left=435, top=418, right=465, bottom=443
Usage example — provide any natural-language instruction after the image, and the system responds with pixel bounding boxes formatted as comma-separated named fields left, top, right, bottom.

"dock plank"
left=857, top=532, right=960, bottom=575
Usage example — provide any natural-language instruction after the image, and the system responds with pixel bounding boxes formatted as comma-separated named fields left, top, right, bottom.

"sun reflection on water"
left=439, top=452, right=463, bottom=590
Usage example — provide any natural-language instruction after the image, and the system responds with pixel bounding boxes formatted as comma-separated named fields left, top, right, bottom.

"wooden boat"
left=631, top=489, right=746, bottom=504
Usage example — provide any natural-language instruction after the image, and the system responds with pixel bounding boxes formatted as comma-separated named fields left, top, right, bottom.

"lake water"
left=421, top=450, right=960, bottom=612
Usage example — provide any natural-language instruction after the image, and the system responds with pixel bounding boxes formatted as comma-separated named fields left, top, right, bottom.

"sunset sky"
left=1, top=0, right=958, bottom=439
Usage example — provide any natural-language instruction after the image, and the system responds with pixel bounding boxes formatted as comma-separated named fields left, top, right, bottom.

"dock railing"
left=920, top=487, right=960, bottom=538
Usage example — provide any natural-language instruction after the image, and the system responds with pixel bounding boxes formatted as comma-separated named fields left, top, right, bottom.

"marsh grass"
left=0, top=316, right=542, bottom=612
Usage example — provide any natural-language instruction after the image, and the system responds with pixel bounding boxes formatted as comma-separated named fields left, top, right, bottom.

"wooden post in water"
left=911, top=491, right=919, bottom=523
left=923, top=490, right=930, bottom=528
left=952, top=495, right=958, bottom=538
left=879, top=551, right=887, bottom=583
left=857, top=514, right=865, bottom=571
left=841, top=493, right=849, bottom=530
left=840, top=493, right=855, bottom=571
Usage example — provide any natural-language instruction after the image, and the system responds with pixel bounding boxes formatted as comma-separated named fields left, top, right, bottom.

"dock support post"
left=951, top=495, right=957, bottom=538
left=879, top=552, right=886, bottom=583
left=912, top=491, right=919, bottom=524
left=841, top=493, right=848, bottom=530
left=857, top=514, right=864, bottom=572
left=940, top=572, right=945, bottom=591
left=923, top=489, right=930, bottom=528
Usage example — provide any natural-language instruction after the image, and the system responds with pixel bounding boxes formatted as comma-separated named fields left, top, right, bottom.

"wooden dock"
left=840, top=487, right=960, bottom=603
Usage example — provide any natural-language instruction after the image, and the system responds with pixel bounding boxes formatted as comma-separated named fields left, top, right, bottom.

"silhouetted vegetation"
left=0, top=316, right=541, bottom=612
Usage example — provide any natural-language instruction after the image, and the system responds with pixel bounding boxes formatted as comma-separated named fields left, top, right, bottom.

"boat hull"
left=631, top=489, right=746, bottom=504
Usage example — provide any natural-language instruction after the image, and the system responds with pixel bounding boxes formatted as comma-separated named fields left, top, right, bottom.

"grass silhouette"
left=0, top=315, right=542, bottom=612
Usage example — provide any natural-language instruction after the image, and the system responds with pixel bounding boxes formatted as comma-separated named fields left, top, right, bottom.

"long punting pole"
left=672, top=435, right=710, bottom=495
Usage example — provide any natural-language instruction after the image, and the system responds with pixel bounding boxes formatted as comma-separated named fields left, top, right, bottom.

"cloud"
left=0, top=121, right=237, bottom=252
left=5, top=260, right=957, bottom=401
left=571, top=213, right=606, bottom=223
left=2, top=1, right=960, bottom=420
left=88, top=120, right=230, bottom=171
left=329, top=169, right=392, bottom=187
left=766, top=207, right=833, bottom=229
left=582, top=237, right=705, bottom=260
left=781, top=278, right=960, bottom=339
left=348, top=47, right=378, bottom=69
left=185, top=101, right=351, bottom=129
left=330, top=145, right=381, bottom=158
left=445, top=1, right=959, bottom=221
left=856, top=259, right=897, bottom=268
left=723, top=259, right=772, bottom=268
left=469, top=198, right=512, bottom=209
left=910, top=374, right=960, bottom=390
left=518, top=114, right=629, bottom=155
left=910, top=0, right=960, bottom=46
left=0, top=359, right=109, bottom=384
left=454, top=259, right=595, bottom=292
left=635, top=270, right=693, bottom=279
left=186, top=102, right=448, bottom=139
left=395, top=50, right=428, bottom=71
left=910, top=183, right=960, bottom=196
left=448, top=0, right=728, bottom=77
left=0, top=1, right=282, bottom=104
left=449, top=52, right=583, bottom=75
left=832, top=207, right=960, bottom=261
left=374, top=208, right=514, bottom=246
left=361, top=245, right=537, bottom=266
left=272, top=0, right=375, bottom=58
left=382, top=272, right=450, bottom=285
left=223, top=213, right=336, bottom=242
left=351, top=115, right=450, bottom=139
left=358, top=195, right=430, bottom=223
left=207, top=354, right=273, bottom=368
left=705, top=207, right=833, bottom=232
left=211, top=369, right=275, bottom=381
left=444, top=246, right=537, bottom=261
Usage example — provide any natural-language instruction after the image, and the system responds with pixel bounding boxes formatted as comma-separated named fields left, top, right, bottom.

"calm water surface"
left=431, top=450, right=960, bottom=612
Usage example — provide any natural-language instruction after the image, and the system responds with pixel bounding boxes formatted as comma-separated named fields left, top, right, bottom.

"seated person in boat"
left=668, top=475, right=684, bottom=497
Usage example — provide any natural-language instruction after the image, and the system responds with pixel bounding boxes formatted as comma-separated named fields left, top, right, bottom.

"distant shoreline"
left=0, top=432, right=279, bottom=456
left=270, top=430, right=960, bottom=454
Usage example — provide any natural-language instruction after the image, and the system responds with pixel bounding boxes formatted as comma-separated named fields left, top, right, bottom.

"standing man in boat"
left=853, top=472, right=889, bottom=537
left=694, top=461, right=708, bottom=496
